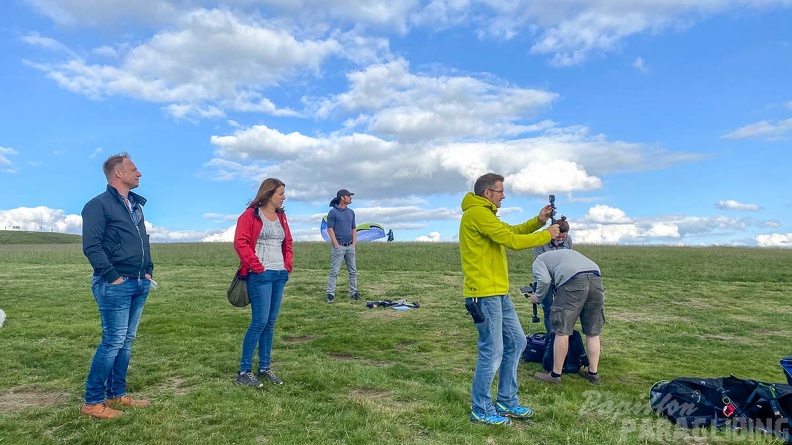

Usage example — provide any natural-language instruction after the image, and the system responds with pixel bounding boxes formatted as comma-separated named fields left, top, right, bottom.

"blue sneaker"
left=470, top=410, right=511, bottom=425
left=495, top=402, right=533, bottom=419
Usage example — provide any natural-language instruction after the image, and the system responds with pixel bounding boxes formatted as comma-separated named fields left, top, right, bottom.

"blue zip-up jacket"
left=82, top=185, right=154, bottom=283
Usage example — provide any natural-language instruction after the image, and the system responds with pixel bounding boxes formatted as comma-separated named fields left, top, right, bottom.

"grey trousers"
left=326, top=245, right=357, bottom=296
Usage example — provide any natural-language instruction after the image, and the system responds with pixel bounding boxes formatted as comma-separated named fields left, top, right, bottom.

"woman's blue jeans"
left=85, top=276, right=150, bottom=405
left=240, top=269, right=289, bottom=372
left=469, top=295, right=527, bottom=415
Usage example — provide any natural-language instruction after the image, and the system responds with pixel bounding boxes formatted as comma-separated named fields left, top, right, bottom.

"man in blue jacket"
left=80, top=152, right=154, bottom=419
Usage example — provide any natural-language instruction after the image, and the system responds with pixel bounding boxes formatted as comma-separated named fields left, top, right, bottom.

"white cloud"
left=93, top=45, right=119, bottom=58
left=722, top=118, right=792, bottom=140
left=632, top=56, right=649, bottom=73
left=203, top=213, right=239, bottom=222
left=0, top=206, right=82, bottom=233
left=24, top=9, right=340, bottom=119
left=315, top=59, right=558, bottom=141
left=584, top=205, right=632, bottom=224
left=571, top=205, right=761, bottom=245
left=0, top=147, right=19, bottom=171
left=206, top=123, right=684, bottom=201
left=89, top=147, right=104, bottom=158
left=715, top=200, right=760, bottom=211
left=206, top=60, right=695, bottom=200
left=24, top=0, right=792, bottom=72
left=24, top=0, right=180, bottom=26
left=416, top=231, right=442, bottom=242
left=755, top=233, right=792, bottom=247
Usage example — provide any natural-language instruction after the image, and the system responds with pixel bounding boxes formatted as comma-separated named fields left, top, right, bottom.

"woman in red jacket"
left=233, top=178, right=294, bottom=387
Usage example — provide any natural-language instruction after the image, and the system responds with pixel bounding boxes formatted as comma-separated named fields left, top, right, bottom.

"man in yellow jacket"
left=460, top=172, right=559, bottom=426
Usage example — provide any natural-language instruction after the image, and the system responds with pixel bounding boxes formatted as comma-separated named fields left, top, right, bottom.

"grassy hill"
left=0, top=242, right=790, bottom=444
left=0, top=230, right=81, bottom=244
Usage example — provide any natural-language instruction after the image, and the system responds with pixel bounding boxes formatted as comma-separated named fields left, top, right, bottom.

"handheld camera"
left=549, top=194, right=557, bottom=225
left=519, top=283, right=541, bottom=323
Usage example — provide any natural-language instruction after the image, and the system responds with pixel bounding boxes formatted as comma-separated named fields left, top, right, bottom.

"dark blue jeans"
left=85, top=276, right=150, bottom=405
left=240, top=269, right=289, bottom=373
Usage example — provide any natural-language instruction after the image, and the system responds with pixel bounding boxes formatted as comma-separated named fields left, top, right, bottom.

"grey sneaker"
left=326, top=294, right=335, bottom=304
left=236, top=371, right=263, bottom=387
left=350, top=293, right=361, bottom=301
left=258, top=368, right=283, bottom=385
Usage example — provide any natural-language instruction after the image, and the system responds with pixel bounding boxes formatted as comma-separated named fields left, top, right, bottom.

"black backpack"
left=522, top=332, right=547, bottom=363
left=650, top=375, right=792, bottom=444
left=542, top=330, right=589, bottom=374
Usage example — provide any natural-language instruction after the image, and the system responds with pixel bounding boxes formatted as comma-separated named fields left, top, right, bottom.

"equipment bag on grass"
left=522, top=332, right=546, bottom=363
left=542, top=330, right=589, bottom=374
left=782, top=356, right=792, bottom=385
left=649, top=375, right=792, bottom=444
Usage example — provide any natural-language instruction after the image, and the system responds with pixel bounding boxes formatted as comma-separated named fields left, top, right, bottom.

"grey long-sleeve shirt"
left=532, top=249, right=600, bottom=304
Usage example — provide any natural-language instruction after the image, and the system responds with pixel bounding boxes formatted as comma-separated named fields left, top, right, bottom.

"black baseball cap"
left=336, top=189, right=354, bottom=198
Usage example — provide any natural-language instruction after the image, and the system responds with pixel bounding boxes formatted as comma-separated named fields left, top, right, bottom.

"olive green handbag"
left=227, top=267, right=250, bottom=307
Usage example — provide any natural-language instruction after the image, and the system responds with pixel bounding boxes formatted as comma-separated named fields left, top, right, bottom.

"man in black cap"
left=325, top=189, right=360, bottom=303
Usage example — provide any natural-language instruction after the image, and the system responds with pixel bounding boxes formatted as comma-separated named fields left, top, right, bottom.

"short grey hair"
left=473, top=173, right=504, bottom=196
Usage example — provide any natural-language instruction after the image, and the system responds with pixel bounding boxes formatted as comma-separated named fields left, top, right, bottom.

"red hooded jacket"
left=233, top=206, right=293, bottom=276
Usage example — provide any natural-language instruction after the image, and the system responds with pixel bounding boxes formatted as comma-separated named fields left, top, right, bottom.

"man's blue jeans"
left=240, top=269, right=289, bottom=372
left=325, top=245, right=357, bottom=297
left=469, top=295, right=527, bottom=415
left=85, top=276, right=150, bottom=405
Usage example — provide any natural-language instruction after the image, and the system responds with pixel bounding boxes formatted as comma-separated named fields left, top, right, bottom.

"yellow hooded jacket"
left=459, top=192, right=551, bottom=298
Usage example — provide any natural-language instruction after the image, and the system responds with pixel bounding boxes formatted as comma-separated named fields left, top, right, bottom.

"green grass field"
left=1, top=234, right=791, bottom=444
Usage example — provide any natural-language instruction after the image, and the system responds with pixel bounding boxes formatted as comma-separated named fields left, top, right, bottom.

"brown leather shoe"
left=534, top=372, right=562, bottom=384
left=107, top=395, right=151, bottom=408
left=80, top=402, right=124, bottom=419
left=578, top=368, right=602, bottom=385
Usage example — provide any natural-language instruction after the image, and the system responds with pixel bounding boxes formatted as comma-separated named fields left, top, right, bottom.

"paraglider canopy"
left=320, top=216, right=389, bottom=242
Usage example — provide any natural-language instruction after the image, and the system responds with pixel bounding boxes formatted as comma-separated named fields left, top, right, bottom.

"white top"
left=255, top=215, right=286, bottom=271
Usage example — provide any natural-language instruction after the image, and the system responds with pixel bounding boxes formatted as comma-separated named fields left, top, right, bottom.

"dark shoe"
left=350, top=293, right=361, bottom=301
left=326, top=294, right=335, bottom=304
left=107, top=395, right=151, bottom=407
left=258, top=368, right=283, bottom=385
left=578, top=368, right=602, bottom=385
left=80, top=402, right=124, bottom=419
left=534, top=372, right=561, bottom=384
left=235, top=371, right=264, bottom=387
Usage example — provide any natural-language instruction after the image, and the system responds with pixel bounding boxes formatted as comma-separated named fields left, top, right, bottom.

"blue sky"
left=1, top=0, right=791, bottom=246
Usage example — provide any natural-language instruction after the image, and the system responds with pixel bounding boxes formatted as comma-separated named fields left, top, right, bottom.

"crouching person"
left=531, top=249, right=604, bottom=385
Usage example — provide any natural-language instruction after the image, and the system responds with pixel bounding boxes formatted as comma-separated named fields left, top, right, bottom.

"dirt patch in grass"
left=281, top=335, right=315, bottom=344
left=701, top=334, right=755, bottom=345
left=156, top=376, right=191, bottom=396
left=329, top=352, right=356, bottom=361
left=608, top=311, right=690, bottom=323
left=350, top=389, right=389, bottom=400
left=0, top=388, right=70, bottom=413
left=327, top=352, right=391, bottom=368
left=684, top=300, right=716, bottom=310
left=753, top=329, right=792, bottom=337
